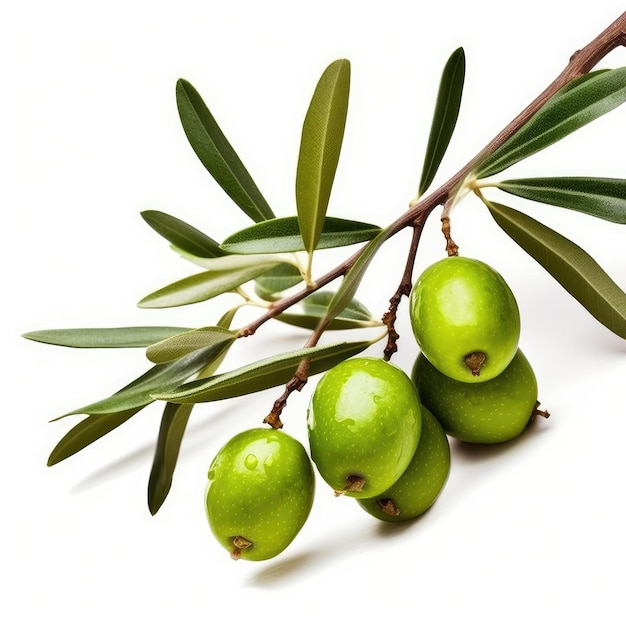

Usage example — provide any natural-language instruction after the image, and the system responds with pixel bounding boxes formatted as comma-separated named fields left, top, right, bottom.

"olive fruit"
left=357, top=406, right=450, bottom=522
left=413, top=349, right=539, bottom=444
left=205, top=428, right=315, bottom=561
left=409, top=256, right=520, bottom=382
left=307, top=357, right=422, bottom=498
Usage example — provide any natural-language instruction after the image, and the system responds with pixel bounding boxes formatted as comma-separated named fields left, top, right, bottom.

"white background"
left=4, top=1, right=626, bottom=624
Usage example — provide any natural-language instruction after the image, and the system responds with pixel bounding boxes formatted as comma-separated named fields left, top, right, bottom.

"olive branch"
left=23, top=11, right=626, bottom=515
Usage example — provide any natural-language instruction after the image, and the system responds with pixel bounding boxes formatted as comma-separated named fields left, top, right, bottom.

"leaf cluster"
left=22, top=44, right=626, bottom=516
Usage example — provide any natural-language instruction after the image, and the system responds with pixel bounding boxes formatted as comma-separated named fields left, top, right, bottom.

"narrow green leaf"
left=419, top=47, right=466, bottom=195
left=138, top=254, right=287, bottom=308
left=496, top=177, right=626, bottom=223
left=147, top=402, right=194, bottom=515
left=303, top=291, right=371, bottom=320
left=176, top=79, right=275, bottom=222
left=296, top=59, right=351, bottom=255
left=254, top=263, right=304, bottom=300
left=477, top=67, right=626, bottom=178
left=22, top=326, right=191, bottom=348
left=48, top=407, right=145, bottom=466
left=141, top=210, right=224, bottom=258
left=59, top=345, right=224, bottom=417
left=487, top=200, right=626, bottom=338
left=276, top=291, right=379, bottom=330
left=146, top=327, right=236, bottom=364
left=154, top=340, right=371, bottom=404
left=325, top=226, right=392, bottom=323
left=221, top=216, right=381, bottom=254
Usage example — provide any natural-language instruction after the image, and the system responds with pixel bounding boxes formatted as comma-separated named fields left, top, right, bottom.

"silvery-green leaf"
left=22, top=326, right=191, bottom=348
left=147, top=402, right=194, bottom=515
left=487, top=200, right=626, bottom=338
left=138, top=255, right=289, bottom=308
left=296, top=59, right=351, bottom=255
left=496, top=177, right=626, bottom=223
left=146, top=327, right=236, bottom=364
left=176, top=79, right=274, bottom=222
left=48, top=407, right=145, bottom=466
left=58, top=345, right=224, bottom=417
left=254, top=263, right=304, bottom=300
left=221, top=216, right=381, bottom=254
left=154, top=340, right=371, bottom=404
left=276, top=291, right=378, bottom=330
left=141, top=210, right=224, bottom=258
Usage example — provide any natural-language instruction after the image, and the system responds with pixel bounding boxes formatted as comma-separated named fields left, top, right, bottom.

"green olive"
left=413, top=349, right=539, bottom=444
left=357, top=406, right=450, bottom=522
left=307, top=357, right=422, bottom=498
left=409, top=256, right=520, bottom=382
left=205, top=428, right=315, bottom=561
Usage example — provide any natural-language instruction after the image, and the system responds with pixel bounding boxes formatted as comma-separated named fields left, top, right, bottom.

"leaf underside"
left=22, top=326, right=191, bottom=348
left=487, top=200, right=626, bottom=338
left=141, top=210, right=224, bottom=258
left=221, top=216, right=381, bottom=254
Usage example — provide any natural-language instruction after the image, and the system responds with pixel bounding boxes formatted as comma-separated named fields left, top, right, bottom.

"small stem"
left=530, top=401, right=551, bottom=421
left=263, top=317, right=332, bottom=428
left=378, top=498, right=401, bottom=516
left=334, top=475, right=367, bottom=496
left=382, top=215, right=426, bottom=361
left=441, top=217, right=459, bottom=257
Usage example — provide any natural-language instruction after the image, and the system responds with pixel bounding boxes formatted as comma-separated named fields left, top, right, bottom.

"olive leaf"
left=476, top=67, right=626, bottom=178
left=141, top=210, right=224, bottom=258
left=296, top=59, right=351, bottom=257
left=48, top=407, right=145, bottom=466
left=147, top=402, right=194, bottom=515
left=137, top=254, right=290, bottom=308
left=418, top=47, right=466, bottom=196
left=146, top=325, right=232, bottom=515
left=495, top=177, right=626, bottom=223
left=276, top=291, right=379, bottom=330
left=220, top=216, right=381, bottom=254
left=153, top=340, right=371, bottom=404
left=146, top=327, right=236, bottom=364
left=486, top=200, right=626, bottom=338
left=176, top=78, right=275, bottom=222
left=58, top=344, right=227, bottom=417
left=21, top=326, right=191, bottom=348
left=254, top=263, right=304, bottom=300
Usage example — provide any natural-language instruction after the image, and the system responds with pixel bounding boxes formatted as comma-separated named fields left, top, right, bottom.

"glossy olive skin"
left=205, top=428, right=315, bottom=561
left=358, top=406, right=450, bottom=522
left=307, top=357, right=422, bottom=499
left=413, top=349, right=538, bottom=444
left=409, top=256, right=520, bottom=382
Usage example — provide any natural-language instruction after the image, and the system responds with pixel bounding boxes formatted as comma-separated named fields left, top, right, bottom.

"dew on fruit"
left=244, top=454, right=258, bottom=471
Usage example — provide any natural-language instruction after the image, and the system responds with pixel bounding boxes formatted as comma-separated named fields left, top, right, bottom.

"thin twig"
left=263, top=316, right=332, bottom=428
left=382, top=213, right=427, bottom=361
